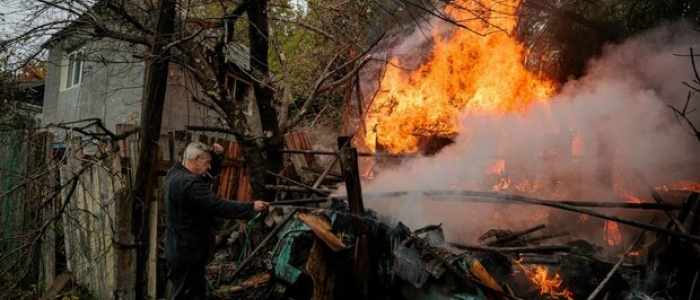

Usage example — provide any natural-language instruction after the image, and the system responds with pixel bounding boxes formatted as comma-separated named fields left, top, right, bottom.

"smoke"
left=359, top=22, right=700, bottom=243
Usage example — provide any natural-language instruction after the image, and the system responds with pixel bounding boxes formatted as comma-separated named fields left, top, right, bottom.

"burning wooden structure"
left=184, top=0, right=700, bottom=298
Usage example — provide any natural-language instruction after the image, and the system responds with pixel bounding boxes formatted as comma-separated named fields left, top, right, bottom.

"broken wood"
left=471, top=259, right=504, bottom=292
left=339, top=144, right=369, bottom=300
left=486, top=224, right=546, bottom=246
left=451, top=243, right=571, bottom=253
left=217, top=272, right=271, bottom=294
left=416, top=190, right=700, bottom=244
left=520, top=231, right=570, bottom=245
left=272, top=192, right=682, bottom=210
left=298, top=212, right=351, bottom=252
left=269, top=198, right=329, bottom=206
left=265, top=184, right=333, bottom=195
left=409, top=235, right=524, bottom=300
left=265, top=170, right=330, bottom=195
left=306, top=239, right=338, bottom=300
left=303, top=166, right=343, bottom=179
left=586, top=226, right=649, bottom=300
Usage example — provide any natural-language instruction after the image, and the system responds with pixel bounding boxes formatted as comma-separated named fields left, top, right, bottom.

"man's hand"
left=253, top=200, right=270, bottom=212
left=211, top=143, right=224, bottom=155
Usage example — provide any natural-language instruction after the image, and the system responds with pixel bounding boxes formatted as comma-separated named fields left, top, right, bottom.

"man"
left=164, top=141, right=269, bottom=300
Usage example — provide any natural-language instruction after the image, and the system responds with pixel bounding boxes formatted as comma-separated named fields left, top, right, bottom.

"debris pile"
left=204, top=190, right=700, bottom=300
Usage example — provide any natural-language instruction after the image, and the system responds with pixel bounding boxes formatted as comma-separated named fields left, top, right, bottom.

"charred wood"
left=339, top=145, right=369, bottom=299
left=408, top=235, right=524, bottom=300
left=450, top=243, right=571, bottom=254
left=486, top=224, right=546, bottom=246
left=264, top=184, right=334, bottom=195
left=302, top=166, right=343, bottom=178
left=586, top=226, right=649, bottom=300
left=520, top=231, right=570, bottom=245
left=418, top=190, right=700, bottom=244
left=265, top=170, right=331, bottom=195
left=269, top=199, right=329, bottom=206
left=306, top=239, right=337, bottom=300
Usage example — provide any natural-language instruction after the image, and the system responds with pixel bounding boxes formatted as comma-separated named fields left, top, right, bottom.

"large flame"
left=363, top=0, right=554, bottom=153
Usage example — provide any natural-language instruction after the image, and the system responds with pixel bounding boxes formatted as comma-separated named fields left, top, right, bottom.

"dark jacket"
left=164, top=161, right=254, bottom=266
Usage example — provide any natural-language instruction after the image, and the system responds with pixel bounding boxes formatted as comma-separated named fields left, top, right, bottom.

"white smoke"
left=359, top=22, right=700, bottom=243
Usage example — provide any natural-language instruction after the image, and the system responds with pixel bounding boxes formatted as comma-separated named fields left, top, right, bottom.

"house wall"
left=43, top=38, right=144, bottom=142
left=42, top=38, right=230, bottom=144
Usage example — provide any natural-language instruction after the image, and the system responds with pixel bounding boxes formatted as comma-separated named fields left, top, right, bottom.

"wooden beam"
left=339, top=143, right=368, bottom=299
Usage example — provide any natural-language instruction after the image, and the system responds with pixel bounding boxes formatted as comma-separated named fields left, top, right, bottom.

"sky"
left=1, top=0, right=79, bottom=67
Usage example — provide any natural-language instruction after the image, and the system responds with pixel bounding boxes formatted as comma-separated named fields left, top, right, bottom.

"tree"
left=516, top=0, right=700, bottom=82
left=6, top=0, right=697, bottom=298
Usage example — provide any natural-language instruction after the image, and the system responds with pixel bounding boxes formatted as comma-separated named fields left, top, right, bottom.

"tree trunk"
left=131, top=0, right=176, bottom=298
left=246, top=0, right=283, bottom=200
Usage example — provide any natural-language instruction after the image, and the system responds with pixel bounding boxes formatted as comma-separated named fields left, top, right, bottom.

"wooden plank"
left=237, top=168, right=252, bottom=201
left=148, top=200, right=159, bottom=299
left=339, top=146, right=368, bottom=299
left=307, top=240, right=336, bottom=300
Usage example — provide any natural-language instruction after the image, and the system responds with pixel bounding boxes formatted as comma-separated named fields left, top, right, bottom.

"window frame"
left=65, top=48, right=84, bottom=89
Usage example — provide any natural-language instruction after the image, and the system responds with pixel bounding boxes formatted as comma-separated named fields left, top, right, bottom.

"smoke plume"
left=360, top=22, right=700, bottom=244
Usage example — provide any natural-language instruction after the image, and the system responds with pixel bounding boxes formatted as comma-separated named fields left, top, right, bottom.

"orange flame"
left=514, top=259, right=575, bottom=300
left=363, top=0, right=554, bottom=153
left=603, top=221, right=622, bottom=246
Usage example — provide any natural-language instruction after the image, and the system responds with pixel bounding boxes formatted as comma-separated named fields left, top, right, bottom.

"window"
left=65, top=50, right=84, bottom=88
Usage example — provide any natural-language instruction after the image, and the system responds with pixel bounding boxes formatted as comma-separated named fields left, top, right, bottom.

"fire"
left=603, top=221, right=622, bottom=246
left=363, top=0, right=554, bottom=153
left=515, top=259, right=575, bottom=300
left=656, top=181, right=700, bottom=193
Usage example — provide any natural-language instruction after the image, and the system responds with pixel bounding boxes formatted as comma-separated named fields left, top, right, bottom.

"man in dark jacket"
left=164, top=141, right=269, bottom=300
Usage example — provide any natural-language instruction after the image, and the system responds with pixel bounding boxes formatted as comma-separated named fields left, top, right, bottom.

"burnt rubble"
left=204, top=190, right=700, bottom=300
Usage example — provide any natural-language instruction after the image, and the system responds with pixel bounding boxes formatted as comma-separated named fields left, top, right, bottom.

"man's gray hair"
left=183, top=142, right=210, bottom=162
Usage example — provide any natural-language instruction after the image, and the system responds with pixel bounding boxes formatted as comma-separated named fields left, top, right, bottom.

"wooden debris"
left=471, top=259, right=504, bottom=292
left=306, top=239, right=339, bottom=300
left=486, top=224, right=546, bottom=246
left=586, top=227, right=649, bottom=300
left=217, top=272, right=271, bottom=294
left=297, top=212, right=350, bottom=252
